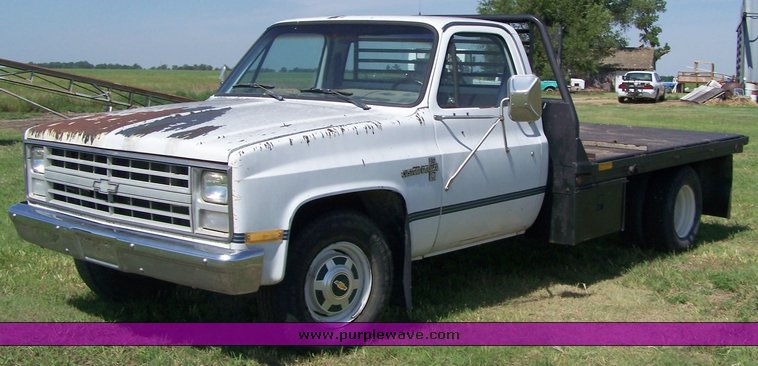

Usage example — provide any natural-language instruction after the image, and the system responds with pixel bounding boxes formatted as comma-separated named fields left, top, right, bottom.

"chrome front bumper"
left=8, top=203, right=264, bottom=295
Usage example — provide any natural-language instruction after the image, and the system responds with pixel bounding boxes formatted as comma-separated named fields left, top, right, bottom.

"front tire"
left=644, top=167, right=702, bottom=252
left=258, top=211, right=393, bottom=322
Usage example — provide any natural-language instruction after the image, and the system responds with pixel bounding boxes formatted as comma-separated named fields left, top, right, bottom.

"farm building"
left=597, top=47, right=655, bottom=92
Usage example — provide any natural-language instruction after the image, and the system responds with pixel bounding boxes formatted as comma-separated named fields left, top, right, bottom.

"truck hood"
left=27, top=97, right=393, bottom=162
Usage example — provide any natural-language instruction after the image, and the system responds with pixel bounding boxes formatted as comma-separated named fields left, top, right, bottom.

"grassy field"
left=0, top=69, right=219, bottom=118
left=0, top=91, right=756, bottom=364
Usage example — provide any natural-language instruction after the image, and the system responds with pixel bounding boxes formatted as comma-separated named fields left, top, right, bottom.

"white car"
left=617, top=71, right=666, bottom=103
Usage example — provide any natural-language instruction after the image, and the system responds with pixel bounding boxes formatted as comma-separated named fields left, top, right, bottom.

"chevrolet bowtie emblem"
left=333, top=280, right=348, bottom=292
left=93, top=179, right=119, bottom=194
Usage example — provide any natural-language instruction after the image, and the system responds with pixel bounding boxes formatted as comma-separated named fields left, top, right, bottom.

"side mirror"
left=218, top=65, right=230, bottom=85
left=504, top=75, right=542, bottom=122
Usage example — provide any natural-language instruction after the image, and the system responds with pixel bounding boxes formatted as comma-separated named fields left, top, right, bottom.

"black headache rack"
left=438, top=15, right=749, bottom=245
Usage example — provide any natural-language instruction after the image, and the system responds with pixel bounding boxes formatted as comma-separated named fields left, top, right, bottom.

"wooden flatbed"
left=581, top=123, right=747, bottom=177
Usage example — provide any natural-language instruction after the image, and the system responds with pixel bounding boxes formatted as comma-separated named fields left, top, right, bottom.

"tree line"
left=29, top=61, right=219, bottom=71
left=479, top=0, right=670, bottom=79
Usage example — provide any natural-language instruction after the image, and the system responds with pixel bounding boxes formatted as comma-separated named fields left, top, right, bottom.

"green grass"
left=65, top=69, right=221, bottom=100
left=0, top=69, right=219, bottom=118
left=0, top=94, right=756, bottom=364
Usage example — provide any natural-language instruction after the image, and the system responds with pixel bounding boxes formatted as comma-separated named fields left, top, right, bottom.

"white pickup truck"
left=9, top=15, right=748, bottom=323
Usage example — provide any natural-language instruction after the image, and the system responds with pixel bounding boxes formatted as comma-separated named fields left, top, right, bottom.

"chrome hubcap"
left=305, top=241, right=371, bottom=322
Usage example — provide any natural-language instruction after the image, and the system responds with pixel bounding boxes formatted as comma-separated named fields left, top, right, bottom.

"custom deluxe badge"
left=401, top=157, right=438, bottom=181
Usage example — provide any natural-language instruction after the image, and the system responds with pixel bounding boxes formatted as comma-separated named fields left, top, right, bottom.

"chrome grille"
left=49, top=148, right=190, bottom=190
left=44, top=147, right=193, bottom=232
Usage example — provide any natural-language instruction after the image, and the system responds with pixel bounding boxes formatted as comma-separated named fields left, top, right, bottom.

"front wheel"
left=258, top=211, right=393, bottom=322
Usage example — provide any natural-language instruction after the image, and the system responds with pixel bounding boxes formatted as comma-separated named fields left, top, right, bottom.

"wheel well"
left=290, top=191, right=407, bottom=260
left=623, top=160, right=733, bottom=249
left=289, top=190, right=409, bottom=307
left=291, top=191, right=407, bottom=241
left=637, top=159, right=731, bottom=218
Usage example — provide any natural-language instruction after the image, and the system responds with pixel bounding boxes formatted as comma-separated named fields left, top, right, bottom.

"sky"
left=1, top=0, right=747, bottom=77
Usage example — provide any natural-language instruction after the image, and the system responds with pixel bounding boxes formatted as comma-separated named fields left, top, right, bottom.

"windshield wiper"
left=300, top=88, right=370, bottom=110
left=231, top=83, right=284, bottom=101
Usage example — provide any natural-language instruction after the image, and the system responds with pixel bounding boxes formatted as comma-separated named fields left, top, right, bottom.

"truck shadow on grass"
left=66, top=221, right=748, bottom=362
left=408, top=221, right=749, bottom=321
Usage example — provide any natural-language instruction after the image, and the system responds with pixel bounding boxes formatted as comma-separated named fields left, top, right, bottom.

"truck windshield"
left=217, top=23, right=436, bottom=107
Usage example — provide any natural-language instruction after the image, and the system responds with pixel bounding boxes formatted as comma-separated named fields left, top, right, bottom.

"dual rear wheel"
left=625, top=166, right=702, bottom=252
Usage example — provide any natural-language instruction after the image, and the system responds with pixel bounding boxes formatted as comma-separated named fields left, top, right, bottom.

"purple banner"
left=0, top=323, right=755, bottom=346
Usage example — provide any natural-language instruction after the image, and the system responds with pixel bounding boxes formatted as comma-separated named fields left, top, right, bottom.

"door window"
left=436, top=33, right=515, bottom=109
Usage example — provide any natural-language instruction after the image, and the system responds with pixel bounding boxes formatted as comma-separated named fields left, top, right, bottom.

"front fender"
left=228, top=114, right=440, bottom=285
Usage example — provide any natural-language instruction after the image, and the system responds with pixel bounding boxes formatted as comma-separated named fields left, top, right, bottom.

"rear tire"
left=644, top=167, right=702, bottom=252
left=74, top=259, right=174, bottom=302
left=258, top=211, right=393, bottom=322
left=618, top=97, right=626, bottom=103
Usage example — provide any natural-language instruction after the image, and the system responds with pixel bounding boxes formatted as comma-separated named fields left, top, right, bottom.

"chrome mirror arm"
left=444, top=116, right=505, bottom=191
left=443, top=98, right=513, bottom=191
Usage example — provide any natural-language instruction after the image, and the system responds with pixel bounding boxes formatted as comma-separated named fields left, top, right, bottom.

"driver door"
left=430, top=28, right=548, bottom=253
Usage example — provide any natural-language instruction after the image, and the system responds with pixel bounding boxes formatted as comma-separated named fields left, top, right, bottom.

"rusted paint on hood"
left=28, top=105, right=231, bottom=143
left=28, top=107, right=185, bottom=144
left=116, top=106, right=230, bottom=138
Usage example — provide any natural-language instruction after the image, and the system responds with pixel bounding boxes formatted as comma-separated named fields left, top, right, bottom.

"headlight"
left=30, top=146, right=45, bottom=174
left=201, top=171, right=228, bottom=204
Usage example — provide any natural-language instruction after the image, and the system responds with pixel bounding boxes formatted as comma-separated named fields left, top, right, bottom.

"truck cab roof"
left=272, top=15, right=504, bottom=28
